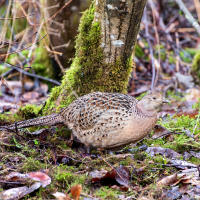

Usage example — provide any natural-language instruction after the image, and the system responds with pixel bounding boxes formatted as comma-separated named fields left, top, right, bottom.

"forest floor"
left=0, top=76, right=200, bottom=200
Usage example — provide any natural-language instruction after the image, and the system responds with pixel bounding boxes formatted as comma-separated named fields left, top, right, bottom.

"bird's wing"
left=62, top=92, right=137, bottom=131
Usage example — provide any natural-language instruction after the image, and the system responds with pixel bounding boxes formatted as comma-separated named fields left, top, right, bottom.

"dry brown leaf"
left=157, top=173, right=178, bottom=187
left=70, top=184, right=82, bottom=200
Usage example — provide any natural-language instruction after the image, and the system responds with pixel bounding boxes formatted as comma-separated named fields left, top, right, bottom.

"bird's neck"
left=136, top=103, right=157, bottom=117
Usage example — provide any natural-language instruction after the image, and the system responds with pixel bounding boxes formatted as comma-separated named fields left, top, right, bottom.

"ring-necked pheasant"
left=0, top=91, right=166, bottom=149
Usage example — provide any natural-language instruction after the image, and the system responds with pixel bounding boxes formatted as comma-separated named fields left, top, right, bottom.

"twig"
left=0, top=61, right=61, bottom=85
left=47, top=0, right=73, bottom=22
left=28, top=22, right=44, bottom=59
left=0, top=0, right=12, bottom=49
left=0, top=33, right=47, bottom=58
left=175, top=32, right=180, bottom=72
left=149, top=0, right=161, bottom=85
left=175, top=0, right=200, bottom=36
left=0, top=13, right=35, bottom=20
left=144, top=7, right=156, bottom=90
left=193, top=0, right=200, bottom=23
left=1, top=69, right=14, bottom=78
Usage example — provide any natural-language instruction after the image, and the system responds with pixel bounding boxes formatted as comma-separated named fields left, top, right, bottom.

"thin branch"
left=0, top=13, right=35, bottom=20
left=47, top=0, right=73, bottom=22
left=0, top=33, right=47, bottom=58
left=175, top=0, right=200, bottom=36
left=144, top=7, right=156, bottom=90
left=193, top=0, right=200, bottom=23
left=0, top=61, right=61, bottom=86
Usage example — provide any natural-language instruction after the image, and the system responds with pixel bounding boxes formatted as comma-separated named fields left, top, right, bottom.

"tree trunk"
left=44, top=0, right=90, bottom=72
left=44, top=0, right=147, bottom=113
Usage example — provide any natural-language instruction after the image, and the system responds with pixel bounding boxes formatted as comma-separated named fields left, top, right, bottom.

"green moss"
left=119, top=156, right=134, bottom=165
left=0, top=114, right=10, bottom=122
left=17, top=104, right=42, bottom=119
left=0, top=64, right=9, bottom=74
left=95, top=186, right=119, bottom=200
left=155, top=44, right=166, bottom=61
left=168, top=52, right=176, bottom=64
left=189, top=157, right=200, bottom=165
left=28, top=47, right=53, bottom=78
left=44, top=3, right=132, bottom=113
left=179, top=49, right=192, bottom=63
left=135, top=44, right=145, bottom=59
left=5, top=46, right=53, bottom=78
left=166, top=90, right=184, bottom=101
left=14, top=18, right=27, bottom=34
left=22, top=157, right=47, bottom=172
left=191, top=51, right=200, bottom=82
left=0, top=104, right=42, bottom=126
left=54, top=165, right=86, bottom=190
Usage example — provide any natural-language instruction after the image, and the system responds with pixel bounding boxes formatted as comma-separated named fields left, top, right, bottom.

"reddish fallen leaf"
left=157, top=174, right=178, bottom=187
left=115, top=165, right=130, bottom=187
left=175, top=109, right=198, bottom=118
left=70, top=184, right=82, bottom=200
left=28, top=171, right=51, bottom=187
left=0, top=171, right=51, bottom=200
left=91, top=166, right=130, bottom=188
left=111, top=185, right=128, bottom=192
left=158, top=166, right=200, bottom=188
left=152, top=125, right=172, bottom=139
left=52, top=185, right=82, bottom=200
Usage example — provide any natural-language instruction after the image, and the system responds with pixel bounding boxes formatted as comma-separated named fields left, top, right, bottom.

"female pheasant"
left=0, top=91, right=165, bottom=149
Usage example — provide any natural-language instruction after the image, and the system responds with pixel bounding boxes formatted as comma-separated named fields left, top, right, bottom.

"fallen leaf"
left=28, top=171, right=51, bottom=187
left=152, top=125, right=172, bottom=139
left=169, top=159, right=197, bottom=169
left=157, top=173, right=178, bottom=187
left=70, top=184, right=82, bottom=200
left=0, top=171, right=51, bottom=200
left=146, top=147, right=181, bottom=159
left=91, top=166, right=130, bottom=188
left=52, top=192, right=71, bottom=200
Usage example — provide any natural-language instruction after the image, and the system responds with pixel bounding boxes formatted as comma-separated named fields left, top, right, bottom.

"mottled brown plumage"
left=0, top=91, right=165, bottom=149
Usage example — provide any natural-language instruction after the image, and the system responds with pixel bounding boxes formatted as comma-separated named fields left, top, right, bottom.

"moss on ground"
left=0, top=108, right=199, bottom=199
left=17, top=104, right=42, bottom=119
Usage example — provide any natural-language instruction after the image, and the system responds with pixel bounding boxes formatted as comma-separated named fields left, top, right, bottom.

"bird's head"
left=137, top=91, right=167, bottom=114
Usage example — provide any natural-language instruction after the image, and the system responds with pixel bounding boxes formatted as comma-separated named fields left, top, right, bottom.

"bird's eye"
left=152, top=97, right=157, bottom=100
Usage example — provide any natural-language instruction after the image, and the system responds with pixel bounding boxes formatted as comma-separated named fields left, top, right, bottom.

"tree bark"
left=44, top=0, right=147, bottom=113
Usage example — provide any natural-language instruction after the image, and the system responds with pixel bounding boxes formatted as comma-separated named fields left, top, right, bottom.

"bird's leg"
left=84, top=145, right=92, bottom=154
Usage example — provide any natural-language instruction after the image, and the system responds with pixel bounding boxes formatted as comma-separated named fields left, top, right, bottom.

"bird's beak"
left=162, top=99, right=169, bottom=104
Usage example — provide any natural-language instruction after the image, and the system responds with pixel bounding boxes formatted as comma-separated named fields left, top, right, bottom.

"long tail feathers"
left=0, top=113, right=63, bottom=131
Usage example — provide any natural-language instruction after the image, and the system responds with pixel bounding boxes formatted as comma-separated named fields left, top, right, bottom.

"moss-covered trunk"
left=44, top=0, right=147, bottom=113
